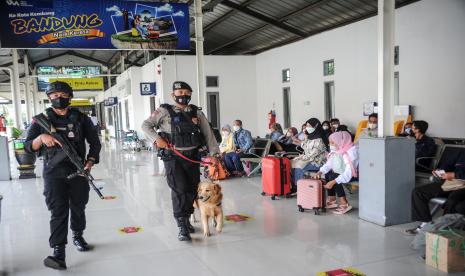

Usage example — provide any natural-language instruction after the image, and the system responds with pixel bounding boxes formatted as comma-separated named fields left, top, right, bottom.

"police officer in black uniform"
left=142, top=81, right=219, bottom=241
left=25, top=81, right=101, bottom=270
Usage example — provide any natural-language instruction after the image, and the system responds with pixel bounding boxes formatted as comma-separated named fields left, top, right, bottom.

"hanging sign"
left=140, top=82, right=156, bottom=96
left=0, top=0, right=190, bottom=51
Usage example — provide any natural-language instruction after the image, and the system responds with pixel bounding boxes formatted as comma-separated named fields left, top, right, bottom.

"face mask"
left=405, top=128, right=412, bottom=134
left=368, top=123, right=377, bottom=129
left=233, top=125, right=240, bottom=132
left=305, top=127, right=315, bottom=134
left=330, top=145, right=337, bottom=152
left=174, top=95, right=191, bottom=105
left=322, top=125, right=329, bottom=130
left=332, top=124, right=339, bottom=129
left=286, top=132, right=293, bottom=137
left=51, top=97, right=71, bottom=109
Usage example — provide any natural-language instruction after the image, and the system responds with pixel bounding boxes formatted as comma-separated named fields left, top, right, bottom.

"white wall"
left=156, top=55, right=258, bottom=135
left=255, top=0, right=465, bottom=138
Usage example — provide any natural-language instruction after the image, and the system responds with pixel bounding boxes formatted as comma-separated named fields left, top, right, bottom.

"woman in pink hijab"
left=314, top=131, right=359, bottom=214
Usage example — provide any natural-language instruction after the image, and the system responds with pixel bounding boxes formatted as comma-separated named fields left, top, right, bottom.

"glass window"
left=323, top=60, right=335, bottom=76
left=394, top=46, right=399, bottom=65
left=282, top=69, right=290, bottom=82
left=107, top=108, right=113, bottom=126
left=206, top=76, right=219, bottom=87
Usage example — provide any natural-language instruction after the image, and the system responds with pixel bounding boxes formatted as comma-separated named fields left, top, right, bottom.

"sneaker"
left=405, top=226, right=421, bottom=235
left=326, top=200, right=338, bottom=209
left=332, top=204, right=353, bottom=214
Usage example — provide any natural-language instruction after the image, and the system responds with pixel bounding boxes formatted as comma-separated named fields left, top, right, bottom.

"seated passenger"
left=296, top=123, right=307, bottom=142
left=322, top=120, right=332, bottom=140
left=358, top=113, right=378, bottom=139
left=269, top=123, right=284, bottom=142
left=291, top=118, right=328, bottom=191
left=219, top=125, right=235, bottom=156
left=412, top=120, right=437, bottom=171
left=223, top=120, right=253, bottom=176
left=330, top=118, right=341, bottom=133
left=407, top=151, right=465, bottom=234
left=277, top=127, right=299, bottom=152
left=398, top=122, right=413, bottom=137
left=314, top=131, right=358, bottom=214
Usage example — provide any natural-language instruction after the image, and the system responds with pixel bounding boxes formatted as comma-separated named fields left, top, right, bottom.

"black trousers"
left=411, top=183, right=465, bottom=222
left=43, top=177, right=90, bottom=247
left=325, top=172, right=346, bottom=198
left=163, top=151, right=200, bottom=219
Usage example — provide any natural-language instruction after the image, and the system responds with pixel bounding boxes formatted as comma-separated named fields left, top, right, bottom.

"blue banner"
left=0, top=0, right=190, bottom=51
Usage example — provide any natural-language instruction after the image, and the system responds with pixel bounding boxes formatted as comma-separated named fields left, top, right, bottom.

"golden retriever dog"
left=193, top=181, right=223, bottom=237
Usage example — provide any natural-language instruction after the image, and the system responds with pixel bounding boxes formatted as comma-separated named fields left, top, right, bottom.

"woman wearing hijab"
left=219, top=125, right=235, bottom=156
left=314, top=131, right=358, bottom=214
left=291, top=118, right=328, bottom=192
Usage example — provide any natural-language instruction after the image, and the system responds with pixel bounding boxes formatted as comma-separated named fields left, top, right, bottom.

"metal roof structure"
left=0, top=0, right=420, bottom=83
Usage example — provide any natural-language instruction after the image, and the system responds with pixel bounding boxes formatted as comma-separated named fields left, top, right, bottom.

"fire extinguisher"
left=268, top=110, right=276, bottom=129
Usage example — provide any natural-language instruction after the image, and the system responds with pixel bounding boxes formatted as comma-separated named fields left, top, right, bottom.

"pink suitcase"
left=297, top=179, right=326, bottom=215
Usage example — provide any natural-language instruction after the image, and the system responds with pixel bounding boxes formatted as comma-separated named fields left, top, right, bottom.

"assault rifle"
left=34, top=114, right=104, bottom=199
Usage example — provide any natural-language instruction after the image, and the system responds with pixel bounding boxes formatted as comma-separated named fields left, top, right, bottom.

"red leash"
left=167, top=143, right=212, bottom=166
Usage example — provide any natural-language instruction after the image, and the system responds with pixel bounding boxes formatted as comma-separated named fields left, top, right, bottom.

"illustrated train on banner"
left=0, top=0, right=190, bottom=51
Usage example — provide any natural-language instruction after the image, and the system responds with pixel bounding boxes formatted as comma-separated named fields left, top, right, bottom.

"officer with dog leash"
left=142, top=81, right=220, bottom=241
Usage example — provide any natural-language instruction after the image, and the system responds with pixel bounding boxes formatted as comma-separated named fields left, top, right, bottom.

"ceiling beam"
left=207, top=0, right=330, bottom=54
left=31, top=51, right=72, bottom=65
left=0, top=73, right=25, bottom=83
left=221, top=0, right=307, bottom=37
left=202, top=0, right=260, bottom=34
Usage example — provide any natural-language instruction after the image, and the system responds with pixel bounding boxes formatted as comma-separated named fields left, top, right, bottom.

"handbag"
left=441, top=179, right=465, bottom=192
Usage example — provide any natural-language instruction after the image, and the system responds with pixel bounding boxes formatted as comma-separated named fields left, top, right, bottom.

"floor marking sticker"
left=316, top=267, right=366, bottom=276
left=224, top=214, right=254, bottom=223
left=104, top=196, right=117, bottom=200
left=119, top=226, right=143, bottom=234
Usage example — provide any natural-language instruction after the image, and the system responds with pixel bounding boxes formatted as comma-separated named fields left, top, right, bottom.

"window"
left=206, top=76, right=219, bottom=87
left=394, top=46, right=399, bottom=65
left=323, top=60, right=335, bottom=76
left=207, top=92, right=220, bottom=129
left=107, top=108, right=113, bottom=126
left=282, top=69, right=290, bottom=82
left=283, top=87, right=291, bottom=128
left=124, top=99, right=130, bottom=129
left=324, top=82, right=335, bottom=120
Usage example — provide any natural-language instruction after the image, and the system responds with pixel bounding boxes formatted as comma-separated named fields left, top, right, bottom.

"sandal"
left=326, top=200, right=338, bottom=209
left=332, top=204, right=353, bottom=215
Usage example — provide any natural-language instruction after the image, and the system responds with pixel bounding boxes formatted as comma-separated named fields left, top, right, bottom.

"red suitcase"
left=261, top=156, right=291, bottom=200
left=297, top=179, right=326, bottom=215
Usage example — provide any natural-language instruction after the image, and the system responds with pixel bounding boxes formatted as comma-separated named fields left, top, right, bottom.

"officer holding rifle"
left=25, top=81, right=101, bottom=270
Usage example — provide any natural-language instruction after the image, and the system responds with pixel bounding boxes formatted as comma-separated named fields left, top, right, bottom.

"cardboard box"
left=426, top=229, right=465, bottom=273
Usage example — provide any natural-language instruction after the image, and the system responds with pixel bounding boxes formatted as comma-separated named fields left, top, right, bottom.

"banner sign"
left=0, top=0, right=190, bottom=51
left=49, top=77, right=104, bottom=91
left=140, top=82, right=156, bottom=96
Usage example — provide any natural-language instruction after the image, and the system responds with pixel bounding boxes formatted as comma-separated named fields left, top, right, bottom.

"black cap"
left=172, top=81, right=192, bottom=92
left=46, top=81, right=74, bottom=97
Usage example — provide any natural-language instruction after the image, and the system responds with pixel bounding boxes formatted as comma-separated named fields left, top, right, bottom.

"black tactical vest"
left=161, top=104, right=204, bottom=148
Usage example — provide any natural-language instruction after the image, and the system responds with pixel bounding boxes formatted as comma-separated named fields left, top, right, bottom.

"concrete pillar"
left=106, top=67, right=112, bottom=89
left=31, top=67, right=39, bottom=115
left=120, top=51, right=125, bottom=74
left=194, top=0, right=206, bottom=113
left=23, top=54, right=32, bottom=123
left=11, top=49, right=22, bottom=129
left=377, top=0, right=395, bottom=137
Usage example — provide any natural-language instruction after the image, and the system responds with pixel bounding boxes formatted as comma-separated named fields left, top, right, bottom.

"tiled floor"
left=0, top=143, right=456, bottom=275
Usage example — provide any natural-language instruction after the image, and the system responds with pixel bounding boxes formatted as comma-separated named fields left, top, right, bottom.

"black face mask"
left=174, top=95, right=191, bottom=105
left=51, top=97, right=71, bottom=109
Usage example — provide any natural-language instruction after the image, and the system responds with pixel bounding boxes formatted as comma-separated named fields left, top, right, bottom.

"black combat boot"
left=186, top=217, right=195, bottom=233
left=176, top=217, right=192, bottom=241
left=72, top=231, right=93, bottom=252
left=43, top=244, right=66, bottom=270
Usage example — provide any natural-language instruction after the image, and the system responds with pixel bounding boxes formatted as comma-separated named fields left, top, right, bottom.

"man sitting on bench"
left=406, top=150, right=465, bottom=235
left=224, top=120, right=253, bottom=177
